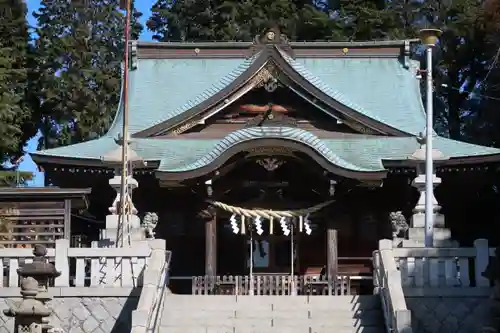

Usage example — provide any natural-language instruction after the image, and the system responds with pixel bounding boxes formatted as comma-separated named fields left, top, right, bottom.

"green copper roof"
left=156, top=127, right=500, bottom=173
left=158, top=127, right=377, bottom=173
left=104, top=48, right=426, bottom=137
left=278, top=49, right=426, bottom=135
left=106, top=55, right=260, bottom=137
left=32, top=127, right=500, bottom=173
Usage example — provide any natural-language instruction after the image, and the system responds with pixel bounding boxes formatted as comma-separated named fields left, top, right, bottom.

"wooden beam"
left=326, top=226, right=338, bottom=295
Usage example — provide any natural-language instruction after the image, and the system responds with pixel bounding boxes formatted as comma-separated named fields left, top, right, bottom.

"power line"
left=441, top=84, right=500, bottom=101
left=479, top=46, right=500, bottom=87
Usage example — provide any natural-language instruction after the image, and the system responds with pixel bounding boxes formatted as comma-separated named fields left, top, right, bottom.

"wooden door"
left=245, top=235, right=298, bottom=274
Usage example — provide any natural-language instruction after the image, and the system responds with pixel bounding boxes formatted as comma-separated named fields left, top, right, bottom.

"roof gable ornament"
left=247, top=25, right=295, bottom=59
left=251, top=62, right=280, bottom=88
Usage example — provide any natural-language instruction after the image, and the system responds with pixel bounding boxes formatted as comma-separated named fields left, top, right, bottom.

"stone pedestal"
left=101, top=172, right=145, bottom=245
left=393, top=144, right=457, bottom=248
left=406, top=165, right=456, bottom=247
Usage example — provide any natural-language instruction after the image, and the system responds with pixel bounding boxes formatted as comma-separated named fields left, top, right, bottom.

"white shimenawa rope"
left=208, top=199, right=334, bottom=219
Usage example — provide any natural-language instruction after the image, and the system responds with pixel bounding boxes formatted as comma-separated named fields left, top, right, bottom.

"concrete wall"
left=405, top=296, right=489, bottom=333
left=0, top=287, right=140, bottom=333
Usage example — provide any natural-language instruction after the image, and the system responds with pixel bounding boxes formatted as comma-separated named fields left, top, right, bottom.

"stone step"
left=160, top=295, right=384, bottom=333
left=160, top=326, right=386, bottom=333
left=161, top=309, right=382, bottom=321
left=164, top=295, right=381, bottom=311
left=162, top=317, right=383, bottom=327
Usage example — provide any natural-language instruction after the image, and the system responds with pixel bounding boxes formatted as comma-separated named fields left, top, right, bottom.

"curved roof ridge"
left=276, top=48, right=426, bottom=135
left=158, top=126, right=379, bottom=173
left=277, top=48, right=416, bottom=131
left=135, top=53, right=262, bottom=135
left=104, top=66, right=125, bottom=138
left=276, top=48, right=371, bottom=119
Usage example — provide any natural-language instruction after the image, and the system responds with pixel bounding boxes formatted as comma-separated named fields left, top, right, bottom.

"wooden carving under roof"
left=162, top=84, right=380, bottom=139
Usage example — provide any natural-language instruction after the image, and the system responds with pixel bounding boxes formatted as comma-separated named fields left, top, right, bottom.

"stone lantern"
left=18, top=245, right=61, bottom=302
left=3, top=277, right=51, bottom=333
left=17, top=245, right=61, bottom=332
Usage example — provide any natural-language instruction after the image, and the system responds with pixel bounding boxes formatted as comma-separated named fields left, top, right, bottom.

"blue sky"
left=21, top=0, right=155, bottom=186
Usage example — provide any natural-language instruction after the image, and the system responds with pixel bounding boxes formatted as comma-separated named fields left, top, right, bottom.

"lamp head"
left=419, top=29, right=442, bottom=47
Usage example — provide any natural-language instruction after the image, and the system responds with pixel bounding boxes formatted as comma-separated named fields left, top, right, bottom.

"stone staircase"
left=158, top=295, right=386, bottom=333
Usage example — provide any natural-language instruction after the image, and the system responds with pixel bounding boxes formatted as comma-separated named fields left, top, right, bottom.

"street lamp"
left=419, top=28, right=442, bottom=247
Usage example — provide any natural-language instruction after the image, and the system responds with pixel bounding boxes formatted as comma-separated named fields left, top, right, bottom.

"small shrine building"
left=30, top=28, right=500, bottom=293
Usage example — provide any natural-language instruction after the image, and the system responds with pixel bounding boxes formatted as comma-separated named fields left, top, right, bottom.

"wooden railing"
left=0, top=239, right=151, bottom=287
left=191, top=274, right=372, bottom=295
left=0, top=201, right=67, bottom=248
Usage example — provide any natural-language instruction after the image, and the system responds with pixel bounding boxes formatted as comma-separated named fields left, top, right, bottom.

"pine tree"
left=0, top=0, right=32, bottom=162
left=32, top=0, right=143, bottom=149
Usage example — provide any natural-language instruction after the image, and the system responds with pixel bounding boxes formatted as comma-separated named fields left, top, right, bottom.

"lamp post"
left=419, top=28, right=442, bottom=248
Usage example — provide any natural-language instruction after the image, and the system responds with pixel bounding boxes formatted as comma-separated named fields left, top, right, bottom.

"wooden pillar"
left=326, top=226, right=338, bottom=295
left=64, top=199, right=71, bottom=240
left=205, top=212, right=217, bottom=278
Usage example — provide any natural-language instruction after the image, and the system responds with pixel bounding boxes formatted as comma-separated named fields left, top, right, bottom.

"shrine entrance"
left=187, top=153, right=382, bottom=296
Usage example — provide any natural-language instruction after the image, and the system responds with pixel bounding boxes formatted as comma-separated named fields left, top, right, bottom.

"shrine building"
left=30, top=28, right=500, bottom=294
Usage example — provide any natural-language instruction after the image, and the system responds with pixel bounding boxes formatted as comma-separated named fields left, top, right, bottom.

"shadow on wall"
left=111, top=294, right=140, bottom=333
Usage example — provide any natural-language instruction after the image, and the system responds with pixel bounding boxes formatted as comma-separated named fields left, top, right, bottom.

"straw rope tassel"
left=299, top=216, right=303, bottom=232
left=269, top=217, right=273, bottom=235
left=241, top=215, right=245, bottom=234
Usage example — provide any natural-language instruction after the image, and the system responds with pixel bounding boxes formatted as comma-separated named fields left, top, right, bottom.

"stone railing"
left=130, top=239, right=171, bottom=333
left=391, top=238, right=490, bottom=294
left=374, top=238, right=494, bottom=333
left=0, top=239, right=151, bottom=287
left=0, top=239, right=169, bottom=333
left=373, top=239, right=412, bottom=333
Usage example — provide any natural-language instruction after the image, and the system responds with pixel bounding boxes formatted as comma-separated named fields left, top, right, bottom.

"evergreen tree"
left=416, top=0, right=491, bottom=140
left=147, top=0, right=341, bottom=42
left=31, top=0, right=143, bottom=149
left=0, top=0, right=32, bottom=162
